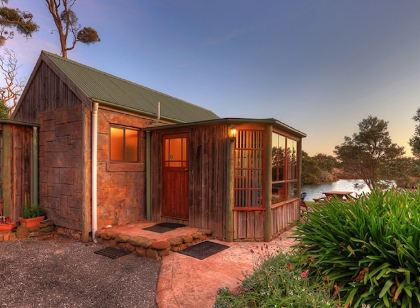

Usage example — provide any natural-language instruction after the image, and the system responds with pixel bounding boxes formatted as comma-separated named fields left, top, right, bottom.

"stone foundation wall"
left=39, top=105, right=84, bottom=230
left=97, top=107, right=167, bottom=228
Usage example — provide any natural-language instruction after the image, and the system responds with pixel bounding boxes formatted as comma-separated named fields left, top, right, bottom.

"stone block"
left=116, top=234, right=130, bottom=243
left=146, top=248, right=159, bottom=260
left=158, top=248, right=170, bottom=257
left=16, top=226, right=29, bottom=239
left=128, top=236, right=152, bottom=248
left=168, top=236, right=183, bottom=246
left=151, top=240, right=170, bottom=250
left=182, top=235, right=193, bottom=244
left=136, top=247, right=146, bottom=257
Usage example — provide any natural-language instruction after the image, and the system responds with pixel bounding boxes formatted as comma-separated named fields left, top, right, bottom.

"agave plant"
left=294, top=190, right=420, bottom=307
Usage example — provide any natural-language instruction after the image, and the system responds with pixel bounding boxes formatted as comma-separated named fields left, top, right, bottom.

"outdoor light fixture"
left=228, top=127, right=237, bottom=140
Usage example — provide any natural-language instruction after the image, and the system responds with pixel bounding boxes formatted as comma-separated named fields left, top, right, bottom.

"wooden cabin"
left=10, top=50, right=305, bottom=242
left=0, top=120, right=38, bottom=223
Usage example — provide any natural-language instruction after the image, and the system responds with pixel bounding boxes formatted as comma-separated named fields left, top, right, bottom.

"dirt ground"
left=0, top=237, right=160, bottom=308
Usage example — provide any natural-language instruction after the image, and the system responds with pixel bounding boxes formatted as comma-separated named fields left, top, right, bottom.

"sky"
left=5, top=0, right=420, bottom=156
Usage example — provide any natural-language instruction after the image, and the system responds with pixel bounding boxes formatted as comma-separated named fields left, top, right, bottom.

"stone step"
left=97, top=229, right=212, bottom=260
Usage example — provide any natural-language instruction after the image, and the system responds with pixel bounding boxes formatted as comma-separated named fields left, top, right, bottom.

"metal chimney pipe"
left=157, top=101, right=161, bottom=120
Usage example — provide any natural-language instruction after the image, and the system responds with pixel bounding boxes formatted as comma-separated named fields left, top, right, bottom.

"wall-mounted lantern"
left=228, top=126, right=237, bottom=141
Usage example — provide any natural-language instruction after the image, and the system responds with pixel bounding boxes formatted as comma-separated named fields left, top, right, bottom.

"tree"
left=334, top=116, right=405, bottom=190
left=0, top=0, right=38, bottom=45
left=312, top=154, right=338, bottom=173
left=302, top=151, right=322, bottom=185
left=409, top=108, right=420, bottom=158
left=45, top=0, right=100, bottom=58
left=0, top=49, right=24, bottom=118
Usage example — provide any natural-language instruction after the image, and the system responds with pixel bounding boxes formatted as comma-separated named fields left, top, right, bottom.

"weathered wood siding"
left=38, top=105, right=84, bottom=230
left=13, top=62, right=82, bottom=124
left=233, top=210, right=265, bottom=241
left=151, top=125, right=228, bottom=239
left=271, top=199, right=300, bottom=237
left=0, top=124, right=33, bottom=222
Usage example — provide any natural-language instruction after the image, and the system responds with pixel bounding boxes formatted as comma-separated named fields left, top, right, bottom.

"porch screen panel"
left=234, top=129, right=264, bottom=209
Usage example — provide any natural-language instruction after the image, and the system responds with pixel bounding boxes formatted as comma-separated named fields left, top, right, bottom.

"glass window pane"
left=125, top=129, right=138, bottom=162
left=110, top=127, right=124, bottom=161
left=272, top=182, right=287, bottom=204
left=288, top=182, right=298, bottom=199
left=287, top=138, right=297, bottom=180
left=271, top=133, right=285, bottom=182
left=169, top=138, right=182, bottom=161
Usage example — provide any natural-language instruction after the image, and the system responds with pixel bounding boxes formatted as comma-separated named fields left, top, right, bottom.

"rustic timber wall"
left=151, top=125, right=228, bottom=240
left=39, top=105, right=84, bottom=230
left=97, top=107, right=166, bottom=228
left=271, top=199, right=300, bottom=237
left=13, top=62, right=82, bottom=124
left=233, top=210, right=265, bottom=241
left=0, top=124, right=33, bottom=222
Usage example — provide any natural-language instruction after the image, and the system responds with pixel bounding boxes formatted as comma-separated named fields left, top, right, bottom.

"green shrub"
left=22, top=203, right=44, bottom=219
left=294, top=190, right=420, bottom=307
left=214, top=253, right=335, bottom=307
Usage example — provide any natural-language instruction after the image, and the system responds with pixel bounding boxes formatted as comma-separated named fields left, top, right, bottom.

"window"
left=271, top=132, right=298, bottom=204
left=234, top=129, right=264, bottom=209
left=164, top=136, right=187, bottom=167
left=110, top=126, right=139, bottom=162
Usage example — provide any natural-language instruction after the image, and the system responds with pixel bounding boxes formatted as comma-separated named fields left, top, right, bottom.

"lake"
left=302, top=179, right=371, bottom=201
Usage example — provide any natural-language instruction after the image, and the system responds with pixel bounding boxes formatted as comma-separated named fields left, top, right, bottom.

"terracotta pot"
left=19, top=216, right=45, bottom=229
left=0, top=223, right=15, bottom=231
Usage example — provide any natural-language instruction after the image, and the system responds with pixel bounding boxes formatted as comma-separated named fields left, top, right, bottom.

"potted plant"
left=0, top=214, right=15, bottom=231
left=19, top=203, right=45, bottom=229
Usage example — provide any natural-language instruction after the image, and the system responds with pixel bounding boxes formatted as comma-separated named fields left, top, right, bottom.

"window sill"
left=233, top=207, right=265, bottom=212
left=270, top=198, right=299, bottom=209
left=107, top=162, right=144, bottom=172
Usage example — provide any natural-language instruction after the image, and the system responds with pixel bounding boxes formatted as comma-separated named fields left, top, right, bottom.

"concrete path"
left=156, top=230, right=295, bottom=308
left=0, top=237, right=160, bottom=308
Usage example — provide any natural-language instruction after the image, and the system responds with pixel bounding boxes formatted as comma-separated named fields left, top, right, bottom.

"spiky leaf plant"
left=294, top=190, right=420, bottom=307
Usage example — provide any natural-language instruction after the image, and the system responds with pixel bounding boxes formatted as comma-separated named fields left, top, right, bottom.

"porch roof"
left=145, top=118, right=306, bottom=138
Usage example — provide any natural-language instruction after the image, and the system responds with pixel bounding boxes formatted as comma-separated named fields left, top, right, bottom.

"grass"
left=214, top=253, right=335, bottom=308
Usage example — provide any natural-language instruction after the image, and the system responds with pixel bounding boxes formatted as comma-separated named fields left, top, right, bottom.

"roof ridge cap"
left=41, top=50, right=218, bottom=117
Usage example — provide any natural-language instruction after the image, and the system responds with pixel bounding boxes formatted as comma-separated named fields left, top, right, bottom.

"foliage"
left=334, top=116, right=405, bottom=190
left=302, top=151, right=338, bottom=185
left=215, top=253, right=335, bottom=307
left=45, top=0, right=100, bottom=58
left=0, top=0, right=38, bottom=45
left=294, top=190, right=420, bottom=307
left=22, top=202, right=44, bottom=219
left=312, top=154, right=338, bottom=173
left=302, top=151, right=322, bottom=185
left=387, top=157, right=420, bottom=189
left=0, top=99, right=10, bottom=118
left=409, top=108, right=420, bottom=158
left=0, top=49, right=25, bottom=117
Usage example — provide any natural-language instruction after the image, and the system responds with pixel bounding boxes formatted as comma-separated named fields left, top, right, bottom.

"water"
left=302, top=179, right=371, bottom=201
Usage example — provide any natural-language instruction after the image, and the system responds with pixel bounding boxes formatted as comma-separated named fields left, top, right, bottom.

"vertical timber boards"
left=271, top=199, right=300, bottom=237
left=150, top=124, right=228, bottom=239
left=14, top=62, right=82, bottom=123
left=0, top=124, right=33, bottom=221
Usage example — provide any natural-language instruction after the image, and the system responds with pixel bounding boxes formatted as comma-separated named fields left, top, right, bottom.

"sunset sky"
left=7, top=0, right=420, bottom=156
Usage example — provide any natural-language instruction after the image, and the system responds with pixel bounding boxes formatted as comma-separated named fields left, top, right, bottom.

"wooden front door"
left=162, top=134, right=189, bottom=220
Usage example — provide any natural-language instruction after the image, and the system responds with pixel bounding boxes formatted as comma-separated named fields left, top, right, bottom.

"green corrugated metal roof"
left=43, top=51, right=218, bottom=123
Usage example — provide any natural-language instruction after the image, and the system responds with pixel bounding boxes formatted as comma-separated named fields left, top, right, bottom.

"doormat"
left=178, top=241, right=229, bottom=260
left=94, top=247, right=130, bottom=259
left=143, top=222, right=186, bottom=234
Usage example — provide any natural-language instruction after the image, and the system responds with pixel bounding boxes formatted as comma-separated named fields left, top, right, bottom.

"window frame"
left=271, top=131, right=299, bottom=205
left=109, top=125, right=140, bottom=163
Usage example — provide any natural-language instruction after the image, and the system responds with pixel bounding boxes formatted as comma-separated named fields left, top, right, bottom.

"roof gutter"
left=91, top=98, right=187, bottom=124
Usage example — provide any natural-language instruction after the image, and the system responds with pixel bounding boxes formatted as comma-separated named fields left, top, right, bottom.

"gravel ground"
left=0, top=238, right=160, bottom=308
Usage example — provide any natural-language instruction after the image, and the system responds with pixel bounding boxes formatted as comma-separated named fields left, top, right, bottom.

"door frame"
left=161, top=132, right=190, bottom=221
